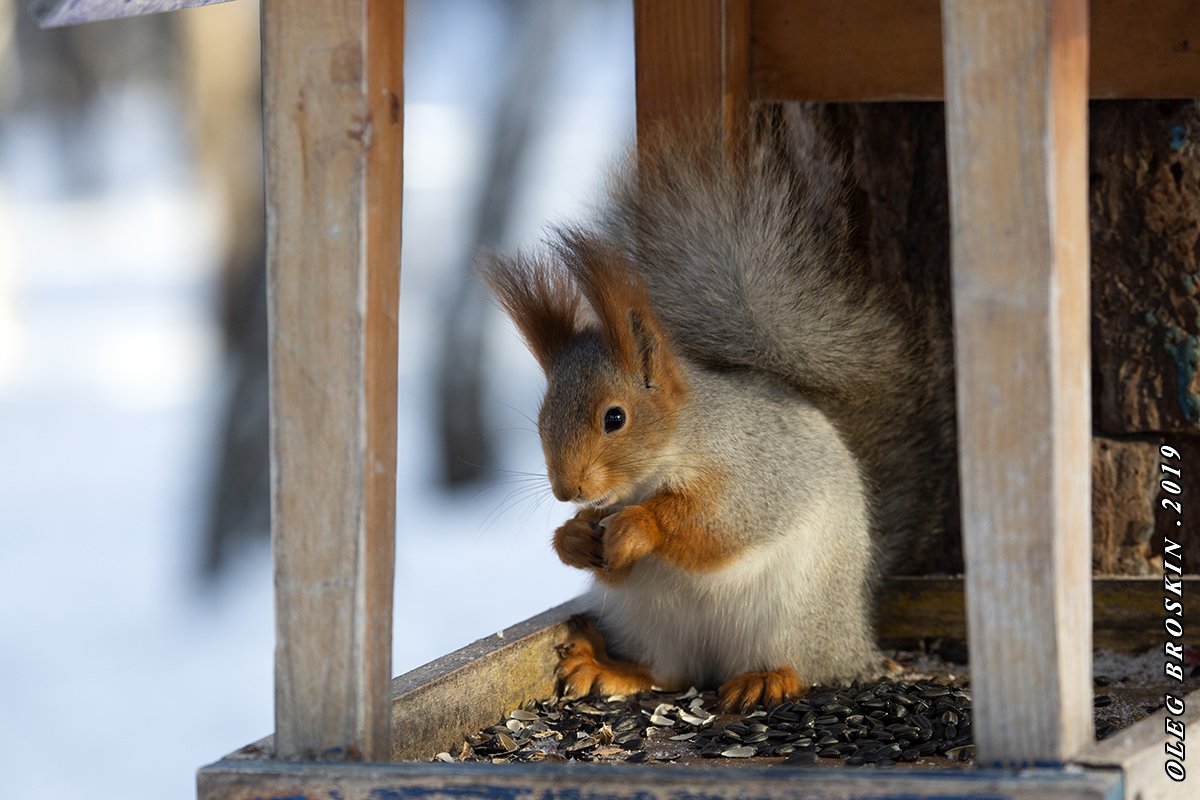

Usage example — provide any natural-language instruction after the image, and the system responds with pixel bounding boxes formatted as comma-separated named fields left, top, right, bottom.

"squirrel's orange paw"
left=552, top=518, right=604, bottom=571
left=718, top=667, right=804, bottom=712
left=556, top=617, right=655, bottom=697
left=600, top=507, right=655, bottom=572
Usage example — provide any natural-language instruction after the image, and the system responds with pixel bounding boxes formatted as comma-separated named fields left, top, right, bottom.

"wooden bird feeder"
left=33, top=1, right=1198, bottom=798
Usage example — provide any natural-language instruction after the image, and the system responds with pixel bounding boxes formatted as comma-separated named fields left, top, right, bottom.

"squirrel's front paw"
left=553, top=517, right=604, bottom=571
left=599, top=507, right=655, bottom=572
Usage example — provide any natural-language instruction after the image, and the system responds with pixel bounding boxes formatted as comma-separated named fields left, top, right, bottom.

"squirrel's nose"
left=549, top=474, right=578, bottom=502
left=551, top=483, right=581, bottom=503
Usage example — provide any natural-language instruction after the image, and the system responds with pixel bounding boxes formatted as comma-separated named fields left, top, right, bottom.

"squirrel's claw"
left=718, top=667, right=805, bottom=712
left=556, top=616, right=656, bottom=698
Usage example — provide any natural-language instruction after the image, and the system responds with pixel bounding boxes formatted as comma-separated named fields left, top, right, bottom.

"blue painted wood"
left=197, top=757, right=1124, bottom=800
left=29, top=0, right=235, bottom=28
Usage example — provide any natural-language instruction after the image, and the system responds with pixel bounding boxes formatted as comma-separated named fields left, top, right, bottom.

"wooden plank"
left=878, top=577, right=1200, bottom=654
left=198, top=759, right=1122, bottom=800
left=263, top=0, right=402, bottom=761
left=31, top=0, right=232, bottom=27
left=390, top=599, right=586, bottom=761
left=633, top=0, right=750, bottom=152
left=942, top=0, right=1094, bottom=764
left=1089, top=0, right=1200, bottom=99
left=751, top=0, right=1200, bottom=102
left=1076, top=689, right=1198, bottom=800
left=753, top=0, right=944, bottom=101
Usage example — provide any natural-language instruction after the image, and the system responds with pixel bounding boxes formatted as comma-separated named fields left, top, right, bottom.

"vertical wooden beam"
left=633, top=0, right=751, bottom=153
left=262, top=0, right=402, bottom=760
left=942, top=0, right=1093, bottom=763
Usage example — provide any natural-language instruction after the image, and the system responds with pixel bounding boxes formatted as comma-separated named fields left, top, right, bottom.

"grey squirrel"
left=481, top=106, right=953, bottom=710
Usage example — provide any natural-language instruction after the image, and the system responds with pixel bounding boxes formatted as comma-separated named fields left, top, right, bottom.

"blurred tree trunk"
left=435, top=0, right=569, bottom=487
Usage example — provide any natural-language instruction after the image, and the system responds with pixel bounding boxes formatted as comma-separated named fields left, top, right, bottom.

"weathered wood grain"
left=751, top=0, right=1200, bottom=101
left=389, top=599, right=586, bottom=761
left=1075, top=689, right=1198, bottom=800
left=633, top=0, right=750, bottom=153
left=199, top=758, right=1122, bottom=800
left=1090, top=101, right=1200, bottom=436
left=877, top=577, right=1200, bottom=654
left=263, top=0, right=402, bottom=761
left=1092, top=437, right=1164, bottom=576
left=942, top=0, right=1094, bottom=762
left=31, top=0, right=232, bottom=27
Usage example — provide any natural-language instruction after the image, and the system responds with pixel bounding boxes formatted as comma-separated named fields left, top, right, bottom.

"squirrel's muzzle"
left=549, top=477, right=580, bottom=503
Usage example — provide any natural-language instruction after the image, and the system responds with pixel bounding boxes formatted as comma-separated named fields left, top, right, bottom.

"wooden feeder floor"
left=441, top=645, right=1200, bottom=770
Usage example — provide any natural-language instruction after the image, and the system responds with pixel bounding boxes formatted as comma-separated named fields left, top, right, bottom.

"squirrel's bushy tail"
left=602, top=107, right=907, bottom=407
left=597, top=105, right=957, bottom=574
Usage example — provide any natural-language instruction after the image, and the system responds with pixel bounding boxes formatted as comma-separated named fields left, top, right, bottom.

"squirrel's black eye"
left=603, top=406, right=626, bottom=433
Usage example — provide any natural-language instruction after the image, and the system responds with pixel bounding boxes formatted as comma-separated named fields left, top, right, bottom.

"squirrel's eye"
left=603, top=406, right=627, bottom=433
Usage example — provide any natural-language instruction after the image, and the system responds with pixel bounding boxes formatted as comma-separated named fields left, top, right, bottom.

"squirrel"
left=480, top=106, right=954, bottom=711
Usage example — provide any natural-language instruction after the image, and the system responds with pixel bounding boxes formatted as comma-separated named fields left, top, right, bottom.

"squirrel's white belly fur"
left=584, top=365, right=879, bottom=689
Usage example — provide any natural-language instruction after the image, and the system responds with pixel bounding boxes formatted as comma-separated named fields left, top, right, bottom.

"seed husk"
left=721, top=745, right=757, bottom=758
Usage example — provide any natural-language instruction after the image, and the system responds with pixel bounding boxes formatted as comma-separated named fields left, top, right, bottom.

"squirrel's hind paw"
left=718, top=667, right=805, bottom=712
left=556, top=616, right=655, bottom=698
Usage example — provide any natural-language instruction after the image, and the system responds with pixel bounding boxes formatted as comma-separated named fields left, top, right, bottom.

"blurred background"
left=0, top=0, right=633, bottom=796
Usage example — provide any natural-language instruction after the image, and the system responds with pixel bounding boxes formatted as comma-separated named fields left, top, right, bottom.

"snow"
left=0, top=2, right=633, bottom=797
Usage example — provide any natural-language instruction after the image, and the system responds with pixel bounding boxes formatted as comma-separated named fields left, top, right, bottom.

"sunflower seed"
left=786, top=750, right=818, bottom=766
left=721, top=745, right=757, bottom=758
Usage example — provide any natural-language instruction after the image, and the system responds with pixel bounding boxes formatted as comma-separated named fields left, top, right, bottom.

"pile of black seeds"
left=435, top=652, right=1190, bottom=766
left=711, top=679, right=974, bottom=766
left=437, top=678, right=976, bottom=766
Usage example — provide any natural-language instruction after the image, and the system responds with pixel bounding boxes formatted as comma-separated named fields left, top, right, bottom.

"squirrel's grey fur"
left=599, top=106, right=952, bottom=576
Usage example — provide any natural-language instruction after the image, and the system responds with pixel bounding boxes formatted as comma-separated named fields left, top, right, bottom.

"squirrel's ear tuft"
left=554, top=228, right=684, bottom=394
left=478, top=251, right=580, bottom=373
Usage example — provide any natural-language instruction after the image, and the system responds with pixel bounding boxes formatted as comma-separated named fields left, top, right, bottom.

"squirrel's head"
left=480, top=231, right=687, bottom=506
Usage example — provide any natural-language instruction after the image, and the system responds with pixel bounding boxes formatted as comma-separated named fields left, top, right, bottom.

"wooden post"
left=633, top=0, right=750, bottom=153
left=941, top=0, right=1093, bottom=762
left=262, top=0, right=403, bottom=760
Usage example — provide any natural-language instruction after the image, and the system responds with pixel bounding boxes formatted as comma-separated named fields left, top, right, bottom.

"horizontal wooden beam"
left=877, top=577, right=1199, bottom=654
left=751, top=0, right=1200, bottom=101
left=199, top=756, right=1121, bottom=799
left=30, top=0, right=234, bottom=27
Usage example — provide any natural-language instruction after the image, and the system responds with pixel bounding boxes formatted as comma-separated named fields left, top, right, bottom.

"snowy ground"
left=0, top=3, right=632, bottom=797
